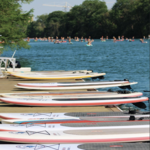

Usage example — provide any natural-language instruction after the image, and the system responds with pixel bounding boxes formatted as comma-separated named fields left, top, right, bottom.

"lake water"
left=1, top=39, right=150, bottom=111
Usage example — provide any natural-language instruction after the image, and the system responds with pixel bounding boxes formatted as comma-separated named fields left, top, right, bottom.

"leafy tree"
left=45, top=11, right=65, bottom=37
left=0, top=0, right=33, bottom=53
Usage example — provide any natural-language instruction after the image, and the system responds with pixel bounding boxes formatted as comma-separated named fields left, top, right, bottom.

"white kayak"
left=0, top=97, right=148, bottom=106
left=0, top=125, right=149, bottom=143
left=15, top=82, right=137, bottom=90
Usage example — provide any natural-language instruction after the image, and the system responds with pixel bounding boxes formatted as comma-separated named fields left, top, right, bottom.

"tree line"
left=0, top=0, right=149, bottom=52
left=27, top=0, right=150, bottom=39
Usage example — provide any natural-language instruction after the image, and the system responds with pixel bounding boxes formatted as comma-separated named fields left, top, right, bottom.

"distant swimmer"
left=129, top=39, right=132, bottom=42
left=113, top=37, right=116, bottom=42
left=68, top=38, right=73, bottom=44
left=86, top=41, right=93, bottom=46
left=140, top=39, right=147, bottom=43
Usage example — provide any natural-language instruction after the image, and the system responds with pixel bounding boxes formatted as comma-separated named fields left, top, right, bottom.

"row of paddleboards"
left=1, top=143, right=149, bottom=150
left=15, top=81, right=137, bottom=90
left=0, top=112, right=149, bottom=143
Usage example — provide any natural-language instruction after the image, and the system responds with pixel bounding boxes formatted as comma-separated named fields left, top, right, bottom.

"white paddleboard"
left=17, top=80, right=129, bottom=87
left=0, top=92, right=143, bottom=99
left=0, top=112, right=147, bottom=119
left=0, top=126, right=149, bottom=143
left=0, top=143, right=149, bottom=150
left=15, top=82, right=137, bottom=90
left=0, top=123, right=149, bottom=132
left=9, top=72, right=106, bottom=80
left=0, top=97, right=148, bottom=106
left=1, top=115, right=149, bottom=124
left=0, top=91, right=142, bottom=99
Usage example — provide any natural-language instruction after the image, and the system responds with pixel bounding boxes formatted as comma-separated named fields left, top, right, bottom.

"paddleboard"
left=0, top=143, right=149, bottom=150
left=0, top=97, right=148, bottom=107
left=1, top=115, right=149, bottom=124
left=17, top=80, right=130, bottom=86
left=0, top=91, right=143, bottom=99
left=0, top=91, right=142, bottom=99
left=0, top=111, right=147, bottom=119
left=0, top=123, right=149, bottom=131
left=7, top=70, right=93, bottom=75
left=0, top=126, right=149, bottom=143
left=9, top=72, right=105, bottom=80
left=15, top=82, right=137, bottom=90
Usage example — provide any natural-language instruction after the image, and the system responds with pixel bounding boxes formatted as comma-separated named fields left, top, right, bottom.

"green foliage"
left=26, top=0, right=150, bottom=39
left=0, top=0, right=33, bottom=53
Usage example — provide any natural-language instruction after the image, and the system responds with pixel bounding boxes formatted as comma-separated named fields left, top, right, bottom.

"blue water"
left=1, top=39, right=150, bottom=111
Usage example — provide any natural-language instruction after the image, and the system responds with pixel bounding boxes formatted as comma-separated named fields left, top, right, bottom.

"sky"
left=21, top=0, right=116, bottom=20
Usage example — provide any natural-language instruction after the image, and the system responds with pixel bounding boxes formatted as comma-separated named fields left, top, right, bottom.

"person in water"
left=86, top=41, right=92, bottom=46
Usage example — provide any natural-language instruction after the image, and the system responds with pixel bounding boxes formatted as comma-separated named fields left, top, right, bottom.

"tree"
left=46, top=11, right=65, bottom=37
left=0, top=0, right=33, bottom=53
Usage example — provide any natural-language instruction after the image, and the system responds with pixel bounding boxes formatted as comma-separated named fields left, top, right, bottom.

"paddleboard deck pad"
left=0, top=125, right=149, bottom=143
left=0, top=143, right=149, bottom=150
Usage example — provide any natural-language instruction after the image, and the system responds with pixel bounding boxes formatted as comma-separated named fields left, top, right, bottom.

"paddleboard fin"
left=132, top=102, right=146, bottom=109
left=129, top=116, right=135, bottom=121
left=91, top=76, right=104, bottom=80
left=119, top=85, right=132, bottom=90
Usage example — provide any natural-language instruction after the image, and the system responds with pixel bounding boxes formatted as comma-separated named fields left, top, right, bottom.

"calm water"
left=1, top=39, right=150, bottom=111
